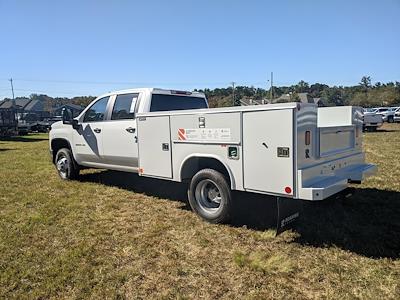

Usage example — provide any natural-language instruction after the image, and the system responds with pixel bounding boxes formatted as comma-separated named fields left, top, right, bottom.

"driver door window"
left=83, top=96, right=110, bottom=122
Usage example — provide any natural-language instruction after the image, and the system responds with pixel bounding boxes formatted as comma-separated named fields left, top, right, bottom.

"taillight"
left=305, top=131, right=311, bottom=145
left=171, top=90, right=192, bottom=95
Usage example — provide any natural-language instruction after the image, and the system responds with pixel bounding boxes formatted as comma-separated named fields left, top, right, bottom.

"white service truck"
left=50, top=88, right=377, bottom=226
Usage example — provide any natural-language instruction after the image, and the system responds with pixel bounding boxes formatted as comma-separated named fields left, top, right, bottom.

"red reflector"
left=305, top=131, right=311, bottom=145
left=285, top=186, right=292, bottom=194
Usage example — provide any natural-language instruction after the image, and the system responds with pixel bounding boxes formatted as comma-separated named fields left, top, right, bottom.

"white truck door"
left=72, top=96, right=110, bottom=164
left=102, top=93, right=139, bottom=169
left=137, top=115, right=172, bottom=178
left=243, top=109, right=294, bottom=196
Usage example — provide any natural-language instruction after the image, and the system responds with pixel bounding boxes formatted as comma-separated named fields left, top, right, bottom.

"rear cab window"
left=150, top=93, right=207, bottom=112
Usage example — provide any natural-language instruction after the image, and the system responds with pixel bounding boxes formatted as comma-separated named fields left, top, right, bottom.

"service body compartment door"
left=243, top=109, right=294, bottom=195
left=137, top=116, right=172, bottom=178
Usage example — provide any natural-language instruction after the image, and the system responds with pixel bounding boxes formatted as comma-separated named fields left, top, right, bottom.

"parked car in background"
left=389, top=106, right=400, bottom=122
left=364, top=107, right=395, bottom=123
left=362, top=108, right=383, bottom=131
left=37, top=116, right=63, bottom=132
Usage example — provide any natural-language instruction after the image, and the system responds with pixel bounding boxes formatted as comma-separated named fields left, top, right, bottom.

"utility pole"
left=9, top=78, right=15, bottom=99
left=270, top=72, right=273, bottom=100
left=231, top=82, right=235, bottom=106
left=9, top=78, right=15, bottom=108
left=9, top=78, right=17, bottom=130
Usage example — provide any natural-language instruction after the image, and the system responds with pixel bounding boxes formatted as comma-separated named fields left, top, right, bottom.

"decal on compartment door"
left=177, top=128, right=231, bottom=141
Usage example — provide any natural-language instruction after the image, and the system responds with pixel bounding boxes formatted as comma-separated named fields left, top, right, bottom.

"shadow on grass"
left=0, top=148, right=15, bottom=152
left=79, top=170, right=189, bottom=204
left=0, top=136, right=48, bottom=142
left=295, top=187, right=400, bottom=259
left=79, top=170, right=400, bottom=259
left=376, top=129, right=400, bottom=132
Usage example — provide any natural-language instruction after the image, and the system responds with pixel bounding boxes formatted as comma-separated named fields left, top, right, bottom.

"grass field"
left=0, top=124, right=399, bottom=299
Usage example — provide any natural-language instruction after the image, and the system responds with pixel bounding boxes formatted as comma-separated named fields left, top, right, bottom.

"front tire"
left=388, top=116, right=394, bottom=123
left=55, top=148, right=79, bottom=180
left=188, top=169, right=232, bottom=224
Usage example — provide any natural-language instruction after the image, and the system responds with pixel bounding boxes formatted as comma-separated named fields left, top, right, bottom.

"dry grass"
left=0, top=124, right=399, bottom=299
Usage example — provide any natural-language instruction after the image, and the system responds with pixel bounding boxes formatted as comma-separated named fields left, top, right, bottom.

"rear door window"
left=150, top=94, right=207, bottom=112
left=111, top=93, right=139, bottom=120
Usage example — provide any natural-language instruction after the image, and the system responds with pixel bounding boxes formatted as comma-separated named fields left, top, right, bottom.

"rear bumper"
left=364, top=122, right=382, bottom=127
left=297, top=153, right=377, bottom=201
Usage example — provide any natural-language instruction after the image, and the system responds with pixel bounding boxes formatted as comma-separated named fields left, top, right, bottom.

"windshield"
left=150, top=94, right=208, bottom=112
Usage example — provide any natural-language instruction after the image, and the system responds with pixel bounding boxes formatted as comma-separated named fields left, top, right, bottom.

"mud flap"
left=276, top=197, right=302, bottom=236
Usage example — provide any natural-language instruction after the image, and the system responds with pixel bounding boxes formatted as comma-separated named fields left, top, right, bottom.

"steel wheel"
left=188, top=168, right=232, bottom=223
left=194, top=179, right=223, bottom=214
left=56, top=154, right=69, bottom=179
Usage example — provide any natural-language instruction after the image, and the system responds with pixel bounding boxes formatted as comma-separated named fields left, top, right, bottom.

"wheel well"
left=180, top=157, right=232, bottom=187
left=51, top=139, right=71, bottom=163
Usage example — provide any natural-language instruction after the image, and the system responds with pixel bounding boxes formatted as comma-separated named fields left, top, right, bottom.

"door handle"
left=94, top=128, right=101, bottom=133
left=126, top=127, right=136, bottom=133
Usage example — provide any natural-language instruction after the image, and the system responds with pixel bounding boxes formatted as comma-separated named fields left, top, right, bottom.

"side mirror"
left=62, top=108, right=80, bottom=130
left=62, top=107, right=73, bottom=124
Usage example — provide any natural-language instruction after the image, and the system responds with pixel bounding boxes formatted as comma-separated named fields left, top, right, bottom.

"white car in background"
left=362, top=108, right=383, bottom=131
left=364, top=107, right=395, bottom=123
left=389, top=106, right=400, bottom=122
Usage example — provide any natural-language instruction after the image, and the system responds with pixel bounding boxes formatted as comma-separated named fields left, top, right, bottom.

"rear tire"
left=188, top=168, right=232, bottom=224
left=55, top=148, right=80, bottom=180
left=388, top=116, right=394, bottom=123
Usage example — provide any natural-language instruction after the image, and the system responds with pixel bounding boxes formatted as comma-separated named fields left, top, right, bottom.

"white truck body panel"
left=317, top=106, right=362, bottom=127
left=135, top=101, right=375, bottom=200
left=138, top=115, right=172, bottom=178
left=242, top=109, right=294, bottom=195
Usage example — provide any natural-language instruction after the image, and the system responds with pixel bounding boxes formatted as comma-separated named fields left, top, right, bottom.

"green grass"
left=0, top=125, right=399, bottom=299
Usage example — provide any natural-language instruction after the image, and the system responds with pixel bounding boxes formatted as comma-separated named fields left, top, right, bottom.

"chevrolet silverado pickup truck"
left=50, top=88, right=377, bottom=225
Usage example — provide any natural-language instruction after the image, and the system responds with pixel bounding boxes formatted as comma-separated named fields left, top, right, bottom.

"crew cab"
left=50, top=88, right=377, bottom=225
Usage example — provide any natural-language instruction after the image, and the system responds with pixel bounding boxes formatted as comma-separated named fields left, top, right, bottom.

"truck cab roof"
left=101, top=88, right=206, bottom=98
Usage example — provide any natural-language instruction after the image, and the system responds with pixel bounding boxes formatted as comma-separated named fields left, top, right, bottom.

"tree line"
left=2, top=76, right=399, bottom=109
left=197, top=76, right=400, bottom=108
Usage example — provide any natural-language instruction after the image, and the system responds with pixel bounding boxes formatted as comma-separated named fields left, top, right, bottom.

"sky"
left=0, top=0, right=399, bottom=98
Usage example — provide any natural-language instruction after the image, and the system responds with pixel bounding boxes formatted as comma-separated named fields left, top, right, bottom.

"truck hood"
left=50, top=121, right=64, bottom=129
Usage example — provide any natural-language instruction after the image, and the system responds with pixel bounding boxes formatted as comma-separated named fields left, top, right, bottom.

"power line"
left=11, top=77, right=274, bottom=87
